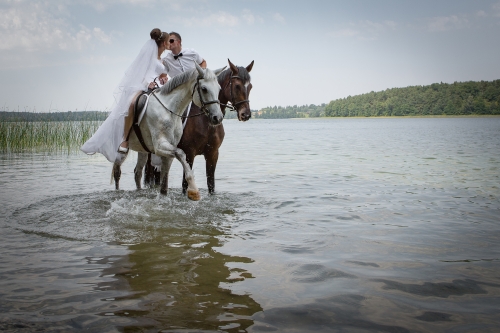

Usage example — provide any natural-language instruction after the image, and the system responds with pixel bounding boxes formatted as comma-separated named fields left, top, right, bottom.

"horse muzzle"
left=210, top=113, right=223, bottom=126
left=238, top=107, right=252, bottom=122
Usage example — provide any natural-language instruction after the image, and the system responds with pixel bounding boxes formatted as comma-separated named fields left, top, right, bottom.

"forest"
left=255, top=80, right=500, bottom=118
left=1, top=80, right=499, bottom=121
left=253, top=104, right=326, bottom=118
left=324, top=80, right=500, bottom=117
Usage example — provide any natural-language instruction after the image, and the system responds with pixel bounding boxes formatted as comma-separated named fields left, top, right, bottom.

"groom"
left=162, top=32, right=207, bottom=77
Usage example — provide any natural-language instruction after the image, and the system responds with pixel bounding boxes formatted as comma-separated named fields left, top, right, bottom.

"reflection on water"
left=5, top=189, right=262, bottom=332
left=118, top=235, right=261, bottom=331
left=1, top=118, right=500, bottom=332
left=252, top=294, right=411, bottom=333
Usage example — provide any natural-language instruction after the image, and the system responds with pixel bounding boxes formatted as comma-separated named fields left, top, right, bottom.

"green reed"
left=0, top=120, right=102, bottom=154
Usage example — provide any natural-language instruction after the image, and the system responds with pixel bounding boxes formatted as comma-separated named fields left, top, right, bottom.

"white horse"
left=113, top=62, right=225, bottom=201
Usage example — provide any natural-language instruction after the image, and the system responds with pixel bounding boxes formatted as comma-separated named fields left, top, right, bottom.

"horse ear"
left=194, top=61, right=204, bottom=78
left=246, top=60, right=254, bottom=73
left=214, top=66, right=227, bottom=76
left=228, top=59, right=239, bottom=75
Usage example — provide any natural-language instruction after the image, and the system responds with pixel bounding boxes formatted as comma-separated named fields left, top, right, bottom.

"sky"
left=1, top=0, right=500, bottom=112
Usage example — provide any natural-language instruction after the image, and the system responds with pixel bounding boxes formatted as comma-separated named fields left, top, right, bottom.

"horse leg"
left=112, top=163, right=121, bottom=190
left=205, top=149, right=219, bottom=194
left=134, top=152, right=148, bottom=189
left=154, top=167, right=161, bottom=186
left=182, top=153, right=195, bottom=195
left=151, top=154, right=162, bottom=186
left=159, top=157, right=174, bottom=195
left=144, top=153, right=154, bottom=187
left=175, top=148, right=200, bottom=201
left=155, top=140, right=200, bottom=201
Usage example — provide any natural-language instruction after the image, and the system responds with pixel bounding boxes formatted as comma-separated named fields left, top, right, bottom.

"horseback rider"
left=162, top=32, right=207, bottom=77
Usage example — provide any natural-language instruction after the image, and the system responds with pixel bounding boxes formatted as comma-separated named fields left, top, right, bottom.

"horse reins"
left=150, top=76, right=221, bottom=120
left=149, top=72, right=251, bottom=122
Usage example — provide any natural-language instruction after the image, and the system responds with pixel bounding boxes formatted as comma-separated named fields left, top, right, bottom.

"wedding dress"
left=81, top=39, right=167, bottom=163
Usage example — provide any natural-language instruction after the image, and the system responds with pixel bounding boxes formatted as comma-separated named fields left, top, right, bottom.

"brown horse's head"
left=219, top=59, right=254, bottom=122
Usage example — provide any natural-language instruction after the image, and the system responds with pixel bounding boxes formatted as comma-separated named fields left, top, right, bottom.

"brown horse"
left=144, top=59, right=254, bottom=194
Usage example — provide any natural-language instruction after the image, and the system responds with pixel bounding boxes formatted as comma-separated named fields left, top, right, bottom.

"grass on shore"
left=0, top=120, right=102, bottom=154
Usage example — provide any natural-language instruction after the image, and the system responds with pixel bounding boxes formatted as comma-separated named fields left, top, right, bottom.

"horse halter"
left=222, top=75, right=250, bottom=111
left=191, top=75, right=221, bottom=116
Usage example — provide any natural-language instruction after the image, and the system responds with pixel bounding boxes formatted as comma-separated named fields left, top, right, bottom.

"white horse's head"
left=191, top=62, right=225, bottom=126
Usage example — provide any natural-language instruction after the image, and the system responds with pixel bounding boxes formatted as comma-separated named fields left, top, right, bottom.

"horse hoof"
left=187, top=190, right=201, bottom=201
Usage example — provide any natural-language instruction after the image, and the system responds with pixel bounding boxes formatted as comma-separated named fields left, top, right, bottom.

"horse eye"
left=202, top=87, right=208, bottom=93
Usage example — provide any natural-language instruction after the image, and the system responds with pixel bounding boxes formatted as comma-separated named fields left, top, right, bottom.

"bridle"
left=151, top=75, right=221, bottom=119
left=191, top=75, right=221, bottom=117
left=221, top=74, right=250, bottom=112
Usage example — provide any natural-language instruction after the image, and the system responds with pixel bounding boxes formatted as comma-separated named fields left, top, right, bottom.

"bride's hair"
left=150, top=28, right=168, bottom=47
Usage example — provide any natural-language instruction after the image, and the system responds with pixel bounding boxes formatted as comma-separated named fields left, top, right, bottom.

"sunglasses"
left=169, top=39, right=176, bottom=43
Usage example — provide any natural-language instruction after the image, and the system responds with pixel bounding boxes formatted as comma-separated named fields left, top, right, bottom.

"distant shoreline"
left=243, top=114, right=500, bottom=120
left=2, top=111, right=500, bottom=123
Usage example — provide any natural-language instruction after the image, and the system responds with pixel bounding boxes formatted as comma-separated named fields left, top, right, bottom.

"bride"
left=81, top=28, right=170, bottom=163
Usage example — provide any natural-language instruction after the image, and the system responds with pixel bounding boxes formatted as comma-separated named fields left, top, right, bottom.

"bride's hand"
left=148, top=82, right=156, bottom=89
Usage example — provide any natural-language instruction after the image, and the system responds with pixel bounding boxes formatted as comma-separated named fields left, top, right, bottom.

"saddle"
left=134, top=88, right=156, bottom=124
left=127, top=88, right=157, bottom=153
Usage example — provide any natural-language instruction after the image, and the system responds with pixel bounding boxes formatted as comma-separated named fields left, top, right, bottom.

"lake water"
left=1, top=117, right=499, bottom=332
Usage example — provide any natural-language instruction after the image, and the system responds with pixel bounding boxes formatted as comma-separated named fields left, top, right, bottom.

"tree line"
left=325, top=80, right=500, bottom=117
left=2, top=80, right=499, bottom=121
left=255, top=80, right=500, bottom=118
left=253, top=104, right=326, bottom=119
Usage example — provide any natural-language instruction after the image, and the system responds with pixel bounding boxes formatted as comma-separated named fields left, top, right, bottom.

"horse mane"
left=159, top=69, right=196, bottom=95
left=218, top=66, right=251, bottom=85
left=159, top=67, right=218, bottom=95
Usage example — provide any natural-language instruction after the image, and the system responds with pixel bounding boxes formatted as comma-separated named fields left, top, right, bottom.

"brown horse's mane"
left=218, top=66, right=251, bottom=85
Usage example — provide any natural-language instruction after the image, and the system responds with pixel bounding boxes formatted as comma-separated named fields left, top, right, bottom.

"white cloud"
left=476, top=10, right=487, bottom=17
left=329, top=28, right=360, bottom=38
left=329, top=20, right=397, bottom=40
left=493, top=2, right=500, bottom=17
left=242, top=9, right=255, bottom=24
left=207, top=12, right=239, bottom=27
left=82, top=0, right=158, bottom=12
left=273, top=13, right=285, bottom=24
left=242, top=9, right=264, bottom=25
left=92, top=28, right=112, bottom=44
left=426, top=15, right=469, bottom=32
left=363, top=20, right=398, bottom=32
left=0, top=1, right=112, bottom=53
left=82, top=0, right=184, bottom=12
left=173, top=11, right=240, bottom=27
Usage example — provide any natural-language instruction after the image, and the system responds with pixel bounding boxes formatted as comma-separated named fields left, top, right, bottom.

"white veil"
left=81, top=39, right=159, bottom=163
left=113, top=39, right=159, bottom=116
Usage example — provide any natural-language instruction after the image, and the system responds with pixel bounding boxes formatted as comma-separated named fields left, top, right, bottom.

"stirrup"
left=118, top=145, right=129, bottom=154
